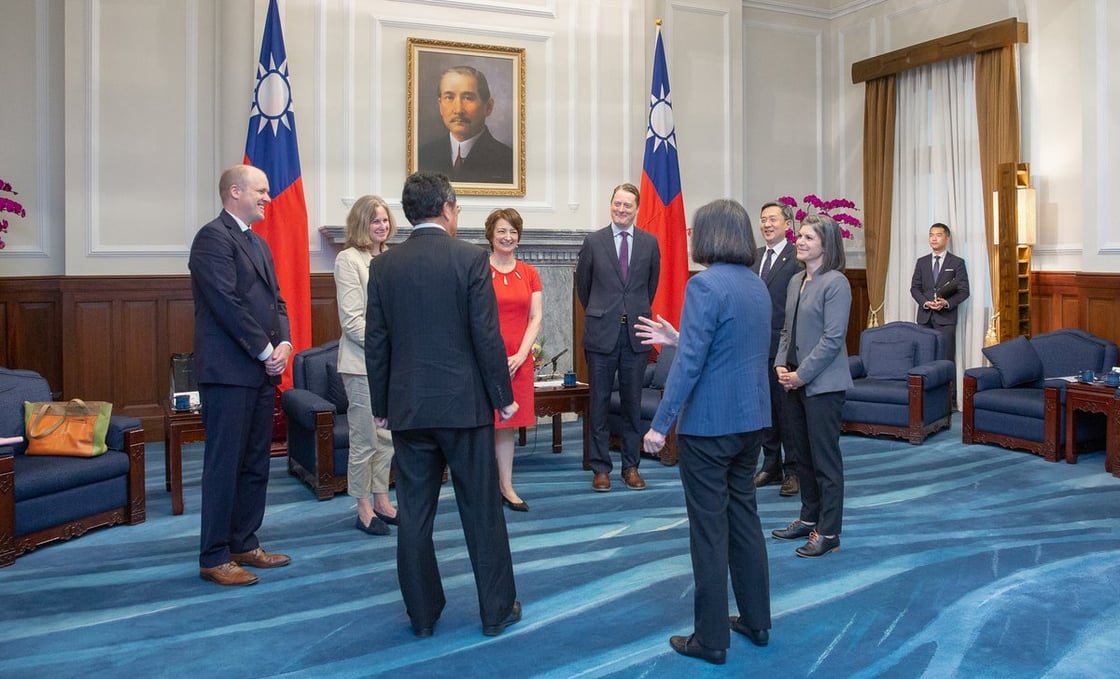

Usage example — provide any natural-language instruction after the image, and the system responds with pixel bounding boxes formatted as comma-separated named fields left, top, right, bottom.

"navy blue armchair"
left=608, top=345, right=678, bottom=465
left=841, top=321, right=955, bottom=444
left=281, top=341, right=348, bottom=500
left=963, top=329, right=1118, bottom=460
left=0, top=367, right=145, bottom=567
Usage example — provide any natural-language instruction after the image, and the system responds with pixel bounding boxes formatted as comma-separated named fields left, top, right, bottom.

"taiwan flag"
left=637, top=23, right=688, bottom=329
left=245, top=0, right=311, bottom=390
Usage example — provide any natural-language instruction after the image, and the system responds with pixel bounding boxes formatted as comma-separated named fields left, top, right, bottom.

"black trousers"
left=585, top=323, right=648, bottom=474
left=198, top=381, right=275, bottom=568
left=757, top=367, right=797, bottom=477
left=391, top=426, right=517, bottom=631
left=783, top=389, right=845, bottom=536
left=921, top=320, right=957, bottom=365
left=679, top=432, right=771, bottom=650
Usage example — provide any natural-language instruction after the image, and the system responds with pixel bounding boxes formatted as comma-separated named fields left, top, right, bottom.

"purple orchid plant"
left=777, top=194, right=862, bottom=243
left=0, top=178, right=27, bottom=250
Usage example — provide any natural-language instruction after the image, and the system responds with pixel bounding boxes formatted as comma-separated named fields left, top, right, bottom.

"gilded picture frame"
left=407, top=38, right=526, bottom=196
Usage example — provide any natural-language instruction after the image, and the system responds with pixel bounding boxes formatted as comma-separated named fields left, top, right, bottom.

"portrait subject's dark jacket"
left=417, top=127, right=513, bottom=183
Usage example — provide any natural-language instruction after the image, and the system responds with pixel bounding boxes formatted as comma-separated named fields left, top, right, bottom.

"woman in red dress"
left=485, top=208, right=543, bottom=511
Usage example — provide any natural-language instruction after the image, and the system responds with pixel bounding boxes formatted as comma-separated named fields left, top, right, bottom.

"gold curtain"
left=974, top=47, right=1020, bottom=334
left=861, top=75, right=896, bottom=328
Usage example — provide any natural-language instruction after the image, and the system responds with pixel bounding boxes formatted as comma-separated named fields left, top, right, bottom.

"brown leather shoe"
left=199, top=562, right=259, bottom=586
left=622, top=467, right=646, bottom=490
left=231, top=547, right=291, bottom=569
left=779, top=475, right=799, bottom=496
left=592, top=472, right=611, bottom=492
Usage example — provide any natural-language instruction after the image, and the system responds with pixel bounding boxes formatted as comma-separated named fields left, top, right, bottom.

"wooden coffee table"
left=518, top=382, right=591, bottom=470
left=163, top=403, right=205, bottom=515
left=1064, top=381, right=1120, bottom=476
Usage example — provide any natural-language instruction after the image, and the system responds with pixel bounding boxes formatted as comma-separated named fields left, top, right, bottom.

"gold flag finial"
left=656, top=18, right=662, bottom=27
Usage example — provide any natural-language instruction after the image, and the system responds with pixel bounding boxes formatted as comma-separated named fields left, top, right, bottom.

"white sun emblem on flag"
left=250, top=55, right=294, bottom=135
left=646, top=84, right=677, bottom=153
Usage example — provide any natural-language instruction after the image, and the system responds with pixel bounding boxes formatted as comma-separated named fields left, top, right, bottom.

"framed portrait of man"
left=407, top=38, right=526, bottom=196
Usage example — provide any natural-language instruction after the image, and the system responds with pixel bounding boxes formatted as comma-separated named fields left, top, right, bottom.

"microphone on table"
left=548, top=348, right=569, bottom=374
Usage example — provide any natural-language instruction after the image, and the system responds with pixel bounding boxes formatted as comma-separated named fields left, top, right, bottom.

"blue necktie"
left=933, top=255, right=941, bottom=281
left=760, top=248, right=774, bottom=281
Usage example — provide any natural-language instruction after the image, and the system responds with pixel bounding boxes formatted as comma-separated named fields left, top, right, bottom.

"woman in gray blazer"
left=335, top=195, right=398, bottom=536
left=772, top=214, right=852, bottom=558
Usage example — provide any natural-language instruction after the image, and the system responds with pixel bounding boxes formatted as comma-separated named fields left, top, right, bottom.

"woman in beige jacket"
left=335, top=195, right=398, bottom=535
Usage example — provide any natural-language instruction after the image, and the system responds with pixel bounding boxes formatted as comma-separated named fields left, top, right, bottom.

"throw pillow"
left=864, top=340, right=916, bottom=380
left=981, top=335, right=1044, bottom=388
left=325, top=363, right=349, bottom=413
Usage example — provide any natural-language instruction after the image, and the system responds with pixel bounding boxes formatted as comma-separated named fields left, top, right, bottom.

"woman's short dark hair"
left=484, top=208, right=524, bottom=250
left=690, top=199, right=756, bottom=267
left=401, top=171, right=456, bottom=225
left=801, top=214, right=846, bottom=273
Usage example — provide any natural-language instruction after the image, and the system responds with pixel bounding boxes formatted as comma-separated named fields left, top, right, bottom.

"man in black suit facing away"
left=910, top=222, right=970, bottom=363
left=417, top=66, right=514, bottom=184
left=189, top=164, right=293, bottom=587
left=365, top=171, right=521, bottom=638
left=576, top=183, right=661, bottom=493
left=751, top=201, right=801, bottom=497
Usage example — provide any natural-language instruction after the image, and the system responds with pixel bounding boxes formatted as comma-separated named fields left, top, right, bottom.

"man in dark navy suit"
left=575, top=183, right=661, bottom=493
left=189, top=164, right=293, bottom=587
left=751, top=201, right=801, bottom=496
left=366, top=171, right=521, bottom=638
left=910, top=222, right=970, bottom=363
left=417, top=66, right=513, bottom=184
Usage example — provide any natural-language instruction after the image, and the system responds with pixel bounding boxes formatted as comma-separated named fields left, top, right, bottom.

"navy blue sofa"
left=962, top=329, right=1118, bottom=460
left=841, top=321, right=955, bottom=444
left=0, top=367, right=145, bottom=566
left=281, top=340, right=348, bottom=499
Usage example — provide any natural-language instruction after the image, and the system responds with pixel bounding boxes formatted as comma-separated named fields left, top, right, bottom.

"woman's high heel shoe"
left=502, top=496, right=529, bottom=512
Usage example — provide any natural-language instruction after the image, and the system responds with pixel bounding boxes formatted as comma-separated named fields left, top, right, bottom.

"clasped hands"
left=923, top=297, right=949, bottom=311
left=775, top=366, right=804, bottom=391
left=264, top=344, right=292, bottom=377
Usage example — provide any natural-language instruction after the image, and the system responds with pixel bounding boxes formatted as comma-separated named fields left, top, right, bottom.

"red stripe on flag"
left=639, top=173, right=689, bottom=329
left=246, top=169, right=311, bottom=391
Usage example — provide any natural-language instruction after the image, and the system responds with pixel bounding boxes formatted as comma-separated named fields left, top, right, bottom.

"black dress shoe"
left=796, top=531, right=840, bottom=558
left=373, top=509, right=399, bottom=526
left=729, top=616, right=769, bottom=646
left=771, top=518, right=814, bottom=541
left=482, top=600, right=522, bottom=636
left=414, top=626, right=433, bottom=638
left=669, top=634, right=726, bottom=665
left=502, top=496, right=529, bottom=512
left=356, top=516, right=390, bottom=536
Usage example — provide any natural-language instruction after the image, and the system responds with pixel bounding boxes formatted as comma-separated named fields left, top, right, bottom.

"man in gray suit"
left=575, top=183, right=661, bottom=492
left=365, top=171, right=521, bottom=638
left=751, top=201, right=801, bottom=496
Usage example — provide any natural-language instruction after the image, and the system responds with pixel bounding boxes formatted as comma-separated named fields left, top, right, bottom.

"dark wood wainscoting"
left=1, top=274, right=342, bottom=441
left=1033, top=272, right=1120, bottom=347
left=2, top=270, right=1115, bottom=441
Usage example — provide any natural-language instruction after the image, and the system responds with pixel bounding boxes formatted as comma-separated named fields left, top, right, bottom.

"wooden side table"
left=163, top=403, right=205, bottom=515
left=1064, top=381, right=1120, bottom=476
left=517, top=382, right=592, bottom=470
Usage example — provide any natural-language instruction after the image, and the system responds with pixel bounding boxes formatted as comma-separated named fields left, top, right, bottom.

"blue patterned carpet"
left=1, top=420, right=1118, bottom=678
